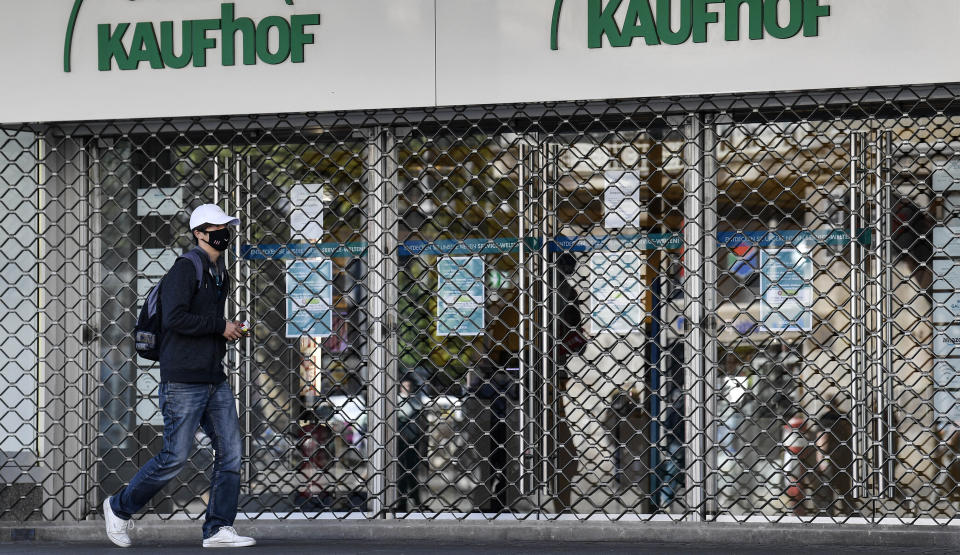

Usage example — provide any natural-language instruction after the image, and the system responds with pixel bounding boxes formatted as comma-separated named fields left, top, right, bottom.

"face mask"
left=204, top=228, right=233, bottom=251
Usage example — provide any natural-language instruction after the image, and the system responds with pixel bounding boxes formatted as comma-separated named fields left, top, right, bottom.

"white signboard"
left=0, top=0, right=436, bottom=123
left=136, top=248, right=180, bottom=298
left=934, top=226, right=960, bottom=258
left=932, top=159, right=960, bottom=193
left=2, top=1, right=960, bottom=122
left=604, top=170, right=642, bottom=229
left=436, top=0, right=960, bottom=107
left=290, top=183, right=325, bottom=240
left=136, top=186, right=183, bottom=216
left=933, top=209, right=960, bottom=424
left=934, top=390, right=960, bottom=427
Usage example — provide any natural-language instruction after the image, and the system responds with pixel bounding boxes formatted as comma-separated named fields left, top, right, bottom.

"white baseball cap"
left=189, top=204, right=241, bottom=230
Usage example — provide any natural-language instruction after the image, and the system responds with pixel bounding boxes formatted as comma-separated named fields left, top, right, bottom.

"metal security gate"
left=2, top=85, right=960, bottom=524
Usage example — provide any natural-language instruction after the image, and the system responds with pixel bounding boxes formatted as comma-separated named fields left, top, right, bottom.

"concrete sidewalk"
left=1, top=520, right=959, bottom=552
left=0, top=538, right=956, bottom=554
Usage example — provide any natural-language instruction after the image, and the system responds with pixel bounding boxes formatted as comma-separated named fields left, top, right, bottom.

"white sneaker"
left=202, top=526, right=256, bottom=548
left=103, top=496, right=133, bottom=548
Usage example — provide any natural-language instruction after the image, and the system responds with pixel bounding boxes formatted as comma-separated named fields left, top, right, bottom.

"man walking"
left=104, top=204, right=254, bottom=548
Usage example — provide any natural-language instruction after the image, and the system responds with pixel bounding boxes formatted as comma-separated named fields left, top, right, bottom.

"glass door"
left=238, top=134, right=371, bottom=515
left=545, top=123, right=687, bottom=515
left=94, top=136, right=224, bottom=515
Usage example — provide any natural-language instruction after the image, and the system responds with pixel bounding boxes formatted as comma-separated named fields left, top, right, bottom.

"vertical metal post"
left=78, top=142, right=91, bottom=516
left=528, top=135, right=547, bottom=511
left=230, top=153, right=252, bottom=489
left=36, top=135, right=46, bottom=462
left=243, top=155, right=253, bottom=493
left=366, top=127, right=398, bottom=516
left=701, top=116, right=719, bottom=519
left=880, top=130, right=895, bottom=500
left=540, top=140, right=555, bottom=515
left=683, top=115, right=706, bottom=519
left=518, top=141, right=529, bottom=499
left=864, top=129, right=882, bottom=513
left=233, top=156, right=243, bottom=404
left=85, top=141, right=104, bottom=516
left=213, top=156, right=221, bottom=205
left=866, top=130, right=882, bottom=508
left=39, top=134, right=87, bottom=520
left=850, top=132, right=867, bottom=502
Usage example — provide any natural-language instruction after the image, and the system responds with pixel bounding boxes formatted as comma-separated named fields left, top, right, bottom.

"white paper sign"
left=136, top=248, right=180, bottom=298
left=136, top=187, right=183, bottom=216
left=604, top=171, right=642, bottom=229
left=934, top=361, right=960, bottom=390
left=932, top=290, right=960, bottom=325
left=290, top=183, right=325, bottom=240
left=933, top=325, right=960, bottom=358
left=932, top=159, right=960, bottom=193
left=933, top=226, right=960, bottom=258
left=934, top=390, right=960, bottom=426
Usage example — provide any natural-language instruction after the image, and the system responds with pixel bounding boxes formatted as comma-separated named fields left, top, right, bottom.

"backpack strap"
left=178, top=249, right=206, bottom=291
left=145, top=280, right=163, bottom=318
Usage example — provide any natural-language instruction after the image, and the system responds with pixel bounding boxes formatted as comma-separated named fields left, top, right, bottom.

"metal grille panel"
left=2, top=85, right=960, bottom=524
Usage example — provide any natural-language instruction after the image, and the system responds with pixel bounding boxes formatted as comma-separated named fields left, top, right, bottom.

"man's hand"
left=223, top=321, right=243, bottom=341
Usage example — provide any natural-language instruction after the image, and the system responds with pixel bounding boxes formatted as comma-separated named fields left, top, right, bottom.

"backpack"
left=134, top=250, right=206, bottom=361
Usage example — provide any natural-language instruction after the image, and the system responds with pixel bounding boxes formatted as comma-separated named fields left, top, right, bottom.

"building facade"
left=1, top=0, right=960, bottom=525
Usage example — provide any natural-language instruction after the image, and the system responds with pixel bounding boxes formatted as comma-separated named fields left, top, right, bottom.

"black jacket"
left=159, top=248, right=229, bottom=384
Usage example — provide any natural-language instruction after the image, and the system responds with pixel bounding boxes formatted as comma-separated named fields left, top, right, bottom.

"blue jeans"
left=110, top=381, right=242, bottom=539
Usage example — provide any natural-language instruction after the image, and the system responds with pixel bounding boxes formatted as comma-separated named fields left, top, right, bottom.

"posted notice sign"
left=604, top=170, right=643, bottom=229
left=759, top=249, right=813, bottom=332
left=286, top=258, right=334, bottom=338
left=436, top=256, right=485, bottom=336
left=590, top=250, right=645, bottom=334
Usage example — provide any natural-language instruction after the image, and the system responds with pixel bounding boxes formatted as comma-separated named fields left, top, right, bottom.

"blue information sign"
left=436, top=256, right=485, bottom=336
left=286, top=258, right=334, bottom=338
left=589, top=251, right=646, bottom=334
left=759, top=249, right=813, bottom=332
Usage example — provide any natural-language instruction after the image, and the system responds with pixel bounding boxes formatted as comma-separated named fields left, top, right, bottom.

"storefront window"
left=50, top=91, right=960, bottom=522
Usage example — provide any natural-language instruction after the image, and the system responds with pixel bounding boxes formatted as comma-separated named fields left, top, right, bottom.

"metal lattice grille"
left=2, top=85, right=960, bottom=523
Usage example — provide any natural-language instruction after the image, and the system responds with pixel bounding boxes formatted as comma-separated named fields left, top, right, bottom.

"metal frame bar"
left=880, top=130, right=896, bottom=500
left=683, top=114, right=707, bottom=519
left=33, top=84, right=960, bottom=138
left=850, top=131, right=869, bottom=503
left=700, top=116, right=719, bottom=519
left=366, top=126, right=399, bottom=516
left=539, top=139, right=556, bottom=515
left=518, top=142, right=529, bottom=499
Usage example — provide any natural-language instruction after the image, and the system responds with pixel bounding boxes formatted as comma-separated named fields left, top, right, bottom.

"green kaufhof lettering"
left=97, top=2, right=320, bottom=71
left=586, top=0, right=829, bottom=48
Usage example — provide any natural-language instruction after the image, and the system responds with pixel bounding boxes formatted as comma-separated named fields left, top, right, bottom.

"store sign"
left=550, top=0, right=831, bottom=50
left=1, top=0, right=959, bottom=122
left=71, top=2, right=321, bottom=72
